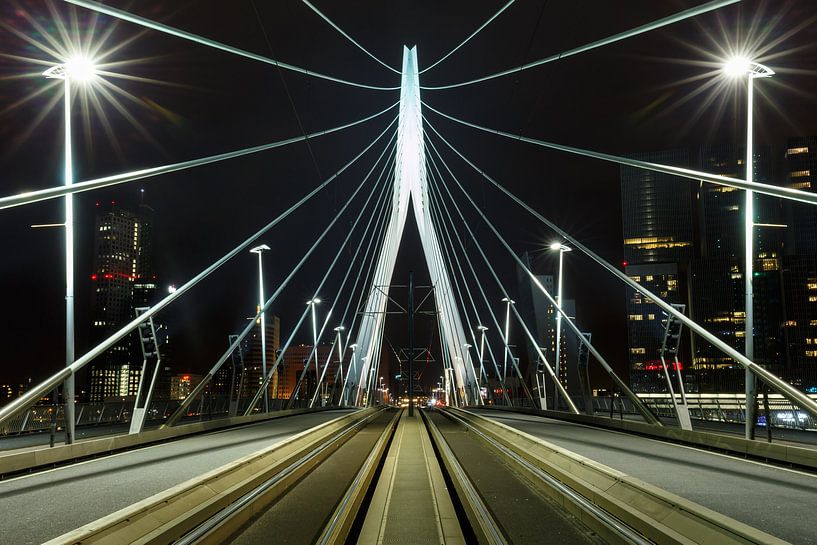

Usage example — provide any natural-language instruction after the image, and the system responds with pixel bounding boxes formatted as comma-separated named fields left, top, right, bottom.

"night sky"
left=2, top=0, right=817, bottom=393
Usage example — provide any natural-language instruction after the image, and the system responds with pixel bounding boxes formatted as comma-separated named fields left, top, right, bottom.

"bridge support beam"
left=344, top=46, right=477, bottom=406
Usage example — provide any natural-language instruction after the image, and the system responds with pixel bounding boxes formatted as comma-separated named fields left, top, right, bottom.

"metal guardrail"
left=483, top=392, right=817, bottom=431
left=0, top=395, right=320, bottom=437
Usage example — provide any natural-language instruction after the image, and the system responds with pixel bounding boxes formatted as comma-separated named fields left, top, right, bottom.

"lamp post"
left=501, top=297, right=515, bottom=394
left=477, top=325, right=489, bottom=385
left=43, top=56, right=97, bottom=445
left=550, top=242, right=572, bottom=409
left=332, top=325, right=345, bottom=405
left=463, top=342, right=482, bottom=405
left=342, top=343, right=357, bottom=405
left=723, top=56, right=774, bottom=440
left=249, top=244, right=271, bottom=411
left=307, top=297, right=321, bottom=401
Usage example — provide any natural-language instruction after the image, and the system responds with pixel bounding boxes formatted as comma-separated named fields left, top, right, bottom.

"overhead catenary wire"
left=420, top=0, right=740, bottom=90
left=418, top=0, right=517, bottom=75
left=63, top=0, right=401, bottom=91
left=422, top=101, right=817, bottom=207
left=300, top=0, right=400, bottom=74
left=166, top=126, right=399, bottom=425
left=0, top=102, right=398, bottom=210
left=0, top=116, right=398, bottom=429
left=423, top=116, right=817, bottom=423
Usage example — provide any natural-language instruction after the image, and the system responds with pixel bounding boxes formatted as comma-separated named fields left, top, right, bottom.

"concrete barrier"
left=0, top=406, right=348, bottom=477
left=474, top=405, right=817, bottom=471
left=449, top=408, right=789, bottom=545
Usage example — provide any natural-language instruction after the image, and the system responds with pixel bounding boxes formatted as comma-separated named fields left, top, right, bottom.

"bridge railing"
left=487, top=393, right=817, bottom=432
left=0, top=394, right=320, bottom=437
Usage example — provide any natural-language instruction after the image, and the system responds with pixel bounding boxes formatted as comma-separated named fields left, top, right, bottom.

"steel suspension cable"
left=167, top=128, right=398, bottom=425
left=426, top=162, right=506, bottom=398
left=422, top=102, right=817, bottom=206
left=309, top=163, right=396, bottom=407
left=63, top=0, right=400, bottom=91
left=424, top=118, right=817, bottom=422
left=419, top=0, right=517, bottom=75
left=425, top=146, right=538, bottom=407
left=426, top=127, right=658, bottom=420
left=0, top=117, right=397, bottom=429
left=286, top=146, right=397, bottom=407
left=421, top=0, right=739, bottom=90
left=423, top=163, right=484, bottom=401
left=300, top=0, right=400, bottom=74
left=0, top=102, right=398, bottom=210
left=245, top=143, right=397, bottom=413
left=425, top=149, right=574, bottom=412
left=339, top=173, right=395, bottom=404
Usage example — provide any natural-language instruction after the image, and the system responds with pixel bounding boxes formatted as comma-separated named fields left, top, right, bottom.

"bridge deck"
left=475, top=409, right=817, bottom=545
left=0, top=410, right=352, bottom=545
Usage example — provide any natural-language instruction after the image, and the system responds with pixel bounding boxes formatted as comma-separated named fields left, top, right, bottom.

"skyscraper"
left=620, top=150, right=694, bottom=392
left=691, top=143, right=784, bottom=391
left=621, top=150, right=694, bottom=264
left=88, top=199, right=159, bottom=401
left=784, top=136, right=817, bottom=255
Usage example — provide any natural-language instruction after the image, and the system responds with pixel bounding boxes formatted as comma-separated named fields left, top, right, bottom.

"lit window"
left=628, top=314, right=643, bottom=321
left=630, top=347, right=646, bottom=354
left=647, top=314, right=656, bottom=321
left=790, top=170, right=811, bottom=177
left=788, top=147, right=809, bottom=155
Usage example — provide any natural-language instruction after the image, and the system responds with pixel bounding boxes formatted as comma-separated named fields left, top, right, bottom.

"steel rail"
left=443, top=408, right=651, bottom=545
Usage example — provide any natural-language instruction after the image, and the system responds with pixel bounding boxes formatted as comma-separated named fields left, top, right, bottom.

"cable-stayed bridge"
left=1, top=1, right=817, bottom=544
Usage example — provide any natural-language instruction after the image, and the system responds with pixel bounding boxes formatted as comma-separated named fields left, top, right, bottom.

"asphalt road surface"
left=474, top=410, right=817, bottom=545
left=0, top=410, right=353, bottom=545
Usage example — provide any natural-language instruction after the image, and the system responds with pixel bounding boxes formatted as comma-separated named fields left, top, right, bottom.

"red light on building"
left=181, top=375, right=191, bottom=381
left=91, top=274, right=97, bottom=280
left=103, top=273, right=113, bottom=279
left=622, top=261, right=629, bottom=267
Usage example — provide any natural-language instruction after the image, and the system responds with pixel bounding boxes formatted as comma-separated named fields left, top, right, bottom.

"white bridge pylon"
left=345, top=46, right=478, bottom=406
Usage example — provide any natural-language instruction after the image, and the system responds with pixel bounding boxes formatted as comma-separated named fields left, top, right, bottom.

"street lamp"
left=332, top=325, right=345, bottom=403
left=42, top=55, right=98, bottom=445
left=477, top=325, right=488, bottom=385
left=307, top=298, right=322, bottom=396
left=249, top=244, right=271, bottom=411
left=549, top=242, right=572, bottom=408
left=340, top=342, right=357, bottom=405
left=723, top=56, right=774, bottom=440
left=501, top=297, right=515, bottom=387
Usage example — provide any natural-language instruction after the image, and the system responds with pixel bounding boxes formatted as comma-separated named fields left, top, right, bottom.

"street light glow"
left=66, top=56, right=97, bottom=82
left=723, top=55, right=751, bottom=78
left=43, top=56, right=98, bottom=82
left=722, top=55, right=775, bottom=79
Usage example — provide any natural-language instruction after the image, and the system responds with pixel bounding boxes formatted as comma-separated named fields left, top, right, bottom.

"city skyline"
left=1, top=1, right=817, bottom=395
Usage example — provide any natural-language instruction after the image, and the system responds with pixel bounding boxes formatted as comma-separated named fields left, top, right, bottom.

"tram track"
left=46, top=406, right=787, bottom=545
